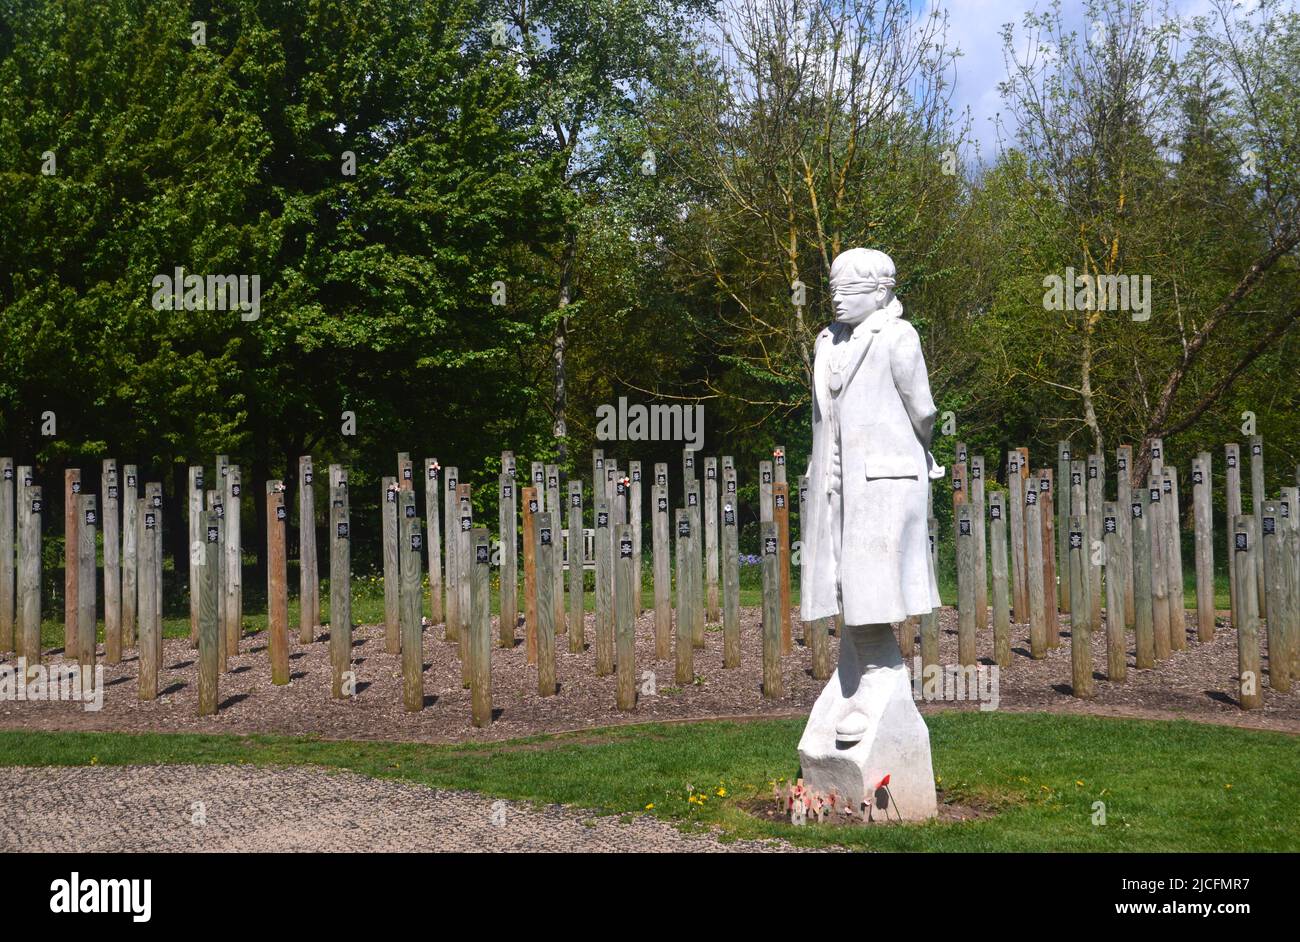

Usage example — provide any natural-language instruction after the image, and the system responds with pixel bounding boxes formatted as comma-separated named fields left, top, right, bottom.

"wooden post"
left=957, top=504, right=977, bottom=665
left=470, top=527, right=492, bottom=726
left=1250, top=435, right=1266, bottom=618
left=674, top=509, right=693, bottom=685
left=1131, top=486, right=1155, bottom=669
left=652, top=484, right=671, bottom=660
left=137, top=498, right=157, bottom=700
left=1165, top=468, right=1186, bottom=650
left=1057, top=441, right=1072, bottom=613
left=1148, top=477, right=1171, bottom=660
left=444, top=466, right=460, bottom=642
left=382, top=477, right=400, bottom=654
left=522, top=486, right=538, bottom=662
left=329, top=482, right=351, bottom=699
left=1025, top=482, right=1046, bottom=658
left=198, top=508, right=220, bottom=716
left=1262, top=500, right=1290, bottom=692
left=209, top=489, right=226, bottom=668
left=761, top=520, right=782, bottom=698
left=536, top=512, right=557, bottom=695
left=299, top=456, right=318, bottom=643
left=594, top=496, right=613, bottom=676
left=682, top=448, right=696, bottom=488
left=615, top=523, right=636, bottom=710
left=1038, top=471, right=1059, bottom=647
left=989, top=492, right=1010, bottom=667
left=546, top=464, right=563, bottom=635
left=630, top=460, right=644, bottom=616
left=18, top=484, right=42, bottom=665
left=592, top=449, right=604, bottom=491
left=65, top=468, right=82, bottom=658
left=13, top=464, right=29, bottom=658
left=1233, top=515, right=1262, bottom=709
left=120, top=465, right=138, bottom=650
left=774, top=481, right=792, bottom=654
left=1087, top=454, right=1104, bottom=637
left=98, top=460, right=119, bottom=664
left=267, top=481, right=289, bottom=684
left=566, top=479, right=584, bottom=651
left=921, top=516, right=940, bottom=672
left=400, top=487, right=424, bottom=711
left=145, top=483, right=163, bottom=671
left=1008, top=453, right=1026, bottom=623
left=759, top=460, right=773, bottom=522
left=498, top=463, right=516, bottom=645
left=1103, top=501, right=1126, bottom=681
left=722, top=482, right=742, bottom=669
left=1283, top=487, right=1300, bottom=687
left=1191, top=454, right=1215, bottom=642
left=424, top=458, right=443, bottom=627
left=1068, top=515, right=1094, bottom=698
left=76, top=494, right=97, bottom=689
left=1116, top=445, right=1135, bottom=626
left=188, top=465, right=205, bottom=647
left=1225, top=443, right=1242, bottom=629
left=0, top=458, right=13, bottom=655
left=971, top=455, right=987, bottom=632
left=222, top=465, right=242, bottom=657
left=681, top=479, right=699, bottom=649
left=704, top=457, right=719, bottom=622
left=457, top=484, right=473, bottom=687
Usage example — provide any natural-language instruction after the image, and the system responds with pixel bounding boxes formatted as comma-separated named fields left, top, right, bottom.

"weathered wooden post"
left=1068, top=515, right=1094, bottom=698
left=98, top=460, right=120, bottom=664
left=630, top=461, right=644, bottom=616
left=198, top=508, right=220, bottom=716
left=266, top=481, right=289, bottom=684
left=1190, top=454, right=1215, bottom=642
left=682, top=448, right=696, bottom=489
left=685, top=478, right=703, bottom=648
left=76, top=494, right=97, bottom=688
left=498, top=460, right=516, bottom=643
left=971, top=455, right=988, bottom=632
left=1116, top=445, right=1135, bottom=627
left=0, top=458, right=13, bottom=655
left=612, top=470, right=628, bottom=618
left=615, top=523, right=636, bottom=710
left=1250, top=436, right=1266, bottom=618
left=761, top=520, right=782, bottom=698
left=674, top=508, right=693, bottom=685
left=566, top=479, right=584, bottom=651
left=457, top=484, right=473, bottom=686
left=921, top=516, right=940, bottom=672
left=591, top=496, right=612, bottom=675
left=208, top=488, right=226, bottom=667
left=223, top=465, right=242, bottom=656
left=652, top=484, right=671, bottom=660
left=534, top=512, right=557, bottom=696
left=759, top=459, right=773, bottom=522
left=1131, top=486, right=1155, bottom=669
left=13, top=465, right=29, bottom=658
left=120, top=466, right=138, bottom=649
left=184, top=465, right=202, bottom=647
left=1262, top=500, right=1290, bottom=692
left=1233, top=516, right=1262, bottom=709
left=703, top=457, right=719, bottom=622
left=444, top=466, right=460, bottom=642
left=1103, top=501, right=1126, bottom=681
left=1225, top=443, right=1242, bottom=629
left=400, top=487, right=424, bottom=711
left=1283, top=486, right=1300, bottom=685
left=546, top=464, right=563, bottom=635
left=1165, top=469, right=1186, bottom=650
left=424, top=458, right=443, bottom=627
left=530, top=461, right=545, bottom=512
left=1087, top=454, right=1104, bottom=634
left=145, top=484, right=163, bottom=661
left=470, top=527, right=492, bottom=727
left=1057, top=441, right=1072, bottom=613
left=773, top=481, right=792, bottom=654
left=957, top=504, right=978, bottom=665
left=592, top=449, right=604, bottom=491
left=989, top=492, right=1010, bottom=667
left=1148, top=477, right=1171, bottom=661
left=722, top=482, right=742, bottom=669
left=1008, top=453, right=1027, bottom=622
left=299, top=456, right=318, bottom=643
left=1038, top=471, right=1059, bottom=646
left=137, top=498, right=157, bottom=700
left=65, top=468, right=82, bottom=658
left=522, top=485, right=538, bottom=662
left=382, top=477, right=400, bottom=654
left=19, top=483, right=42, bottom=664
left=329, top=482, right=352, bottom=699
left=1025, top=482, right=1046, bottom=659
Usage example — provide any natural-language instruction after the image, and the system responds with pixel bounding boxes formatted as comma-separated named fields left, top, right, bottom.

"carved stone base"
left=796, top=622, right=937, bottom=821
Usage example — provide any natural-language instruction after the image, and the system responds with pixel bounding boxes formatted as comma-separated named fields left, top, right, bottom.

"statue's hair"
left=830, top=248, right=895, bottom=294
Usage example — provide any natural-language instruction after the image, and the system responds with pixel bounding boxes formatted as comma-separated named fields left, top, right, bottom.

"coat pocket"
left=863, top=454, right=920, bottom=479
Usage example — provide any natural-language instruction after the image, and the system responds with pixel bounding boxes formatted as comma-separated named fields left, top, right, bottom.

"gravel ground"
left=0, top=764, right=811, bottom=852
left=1, top=604, right=1296, bottom=739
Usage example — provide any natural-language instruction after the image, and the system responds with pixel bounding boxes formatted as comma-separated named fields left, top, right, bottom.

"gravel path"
left=0, top=765, right=809, bottom=853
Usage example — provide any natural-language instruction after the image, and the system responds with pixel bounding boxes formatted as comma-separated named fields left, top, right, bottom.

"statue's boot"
left=797, top=622, right=937, bottom=820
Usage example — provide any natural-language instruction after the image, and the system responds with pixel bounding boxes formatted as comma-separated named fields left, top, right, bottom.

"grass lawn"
left=1, top=712, right=1294, bottom=851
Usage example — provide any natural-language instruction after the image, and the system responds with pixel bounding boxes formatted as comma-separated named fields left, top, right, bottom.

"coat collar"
left=814, top=298, right=905, bottom=412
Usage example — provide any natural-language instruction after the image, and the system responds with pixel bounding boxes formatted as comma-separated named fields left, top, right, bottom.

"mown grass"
left=0, top=712, right=1293, bottom=851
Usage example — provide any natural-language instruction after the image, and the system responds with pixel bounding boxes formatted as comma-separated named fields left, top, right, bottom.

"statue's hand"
left=926, top=451, right=945, bottom=480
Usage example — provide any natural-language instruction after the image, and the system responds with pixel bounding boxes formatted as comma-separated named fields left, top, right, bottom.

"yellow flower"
left=645, top=803, right=655, bottom=810
left=716, top=787, right=727, bottom=797
left=1224, top=784, right=1232, bottom=790
left=1075, top=780, right=1084, bottom=787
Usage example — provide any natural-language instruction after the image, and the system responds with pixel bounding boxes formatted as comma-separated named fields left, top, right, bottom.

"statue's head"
left=829, top=248, right=895, bottom=325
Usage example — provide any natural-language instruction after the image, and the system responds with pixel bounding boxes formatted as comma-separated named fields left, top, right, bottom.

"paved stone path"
left=0, top=765, right=808, bottom=852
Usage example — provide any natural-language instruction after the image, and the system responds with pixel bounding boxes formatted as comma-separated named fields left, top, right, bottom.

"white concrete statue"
left=797, top=247, right=942, bottom=821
